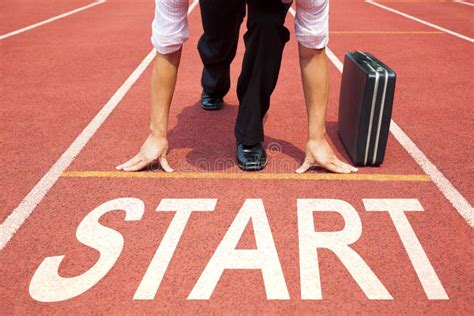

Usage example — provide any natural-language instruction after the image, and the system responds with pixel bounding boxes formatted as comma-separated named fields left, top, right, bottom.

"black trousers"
left=198, top=0, right=290, bottom=146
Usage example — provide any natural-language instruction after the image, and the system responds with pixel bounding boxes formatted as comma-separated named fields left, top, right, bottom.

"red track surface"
left=0, top=0, right=93, bottom=34
left=374, top=1, right=474, bottom=37
left=0, top=0, right=154, bottom=221
left=1, top=0, right=473, bottom=314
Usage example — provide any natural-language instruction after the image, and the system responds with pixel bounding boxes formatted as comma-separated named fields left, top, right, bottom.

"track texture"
left=1, top=0, right=473, bottom=314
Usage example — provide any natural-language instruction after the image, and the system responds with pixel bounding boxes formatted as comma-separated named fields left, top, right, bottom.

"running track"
left=1, top=0, right=473, bottom=314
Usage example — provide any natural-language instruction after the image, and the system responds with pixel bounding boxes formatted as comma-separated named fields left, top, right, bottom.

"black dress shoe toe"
left=237, top=142, right=267, bottom=171
left=200, top=91, right=223, bottom=110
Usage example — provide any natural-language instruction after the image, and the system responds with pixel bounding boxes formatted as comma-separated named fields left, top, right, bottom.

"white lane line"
left=389, top=122, right=473, bottom=226
left=0, top=0, right=200, bottom=250
left=453, top=0, right=474, bottom=7
left=288, top=8, right=473, bottom=226
left=364, top=0, right=474, bottom=43
left=0, top=0, right=107, bottom=40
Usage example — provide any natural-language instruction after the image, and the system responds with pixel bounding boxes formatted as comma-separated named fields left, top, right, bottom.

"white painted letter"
left=29, top=198, right=144, bottom=302
left=133, top=199, right=217, bottom=300
left=363, top=199, right=448, bottom=300
left=188, top=199, right=289, bottom=300
left=298, top=199, right=392, bottom=300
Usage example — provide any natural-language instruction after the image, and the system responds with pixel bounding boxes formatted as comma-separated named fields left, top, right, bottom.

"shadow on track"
left=167, top=101, right=306, bottom=172
left=152, top=102, right=352, bottom=173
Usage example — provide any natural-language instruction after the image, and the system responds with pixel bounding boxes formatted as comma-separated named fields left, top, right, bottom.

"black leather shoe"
left=200, top=91, right=223, bottom=110
left=237, top=142, right=267, bottom=171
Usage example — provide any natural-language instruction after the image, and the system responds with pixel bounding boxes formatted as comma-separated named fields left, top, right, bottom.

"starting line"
left=61, top=171, right=430, bottom=182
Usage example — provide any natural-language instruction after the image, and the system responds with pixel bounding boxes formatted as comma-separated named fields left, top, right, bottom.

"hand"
left=296, top=137, right=358, bottom=174
left=116, top=134, right=174, bottom=172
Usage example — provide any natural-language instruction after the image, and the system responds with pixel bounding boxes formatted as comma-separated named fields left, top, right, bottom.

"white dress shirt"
left=151, top=0, right=329, bottom=54
left=293, top=0, right=329, bottom=49
left=151, top=0, right=189, bottom=55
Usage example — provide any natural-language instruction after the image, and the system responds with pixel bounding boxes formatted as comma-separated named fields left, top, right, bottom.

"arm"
left=116, top=50, right=181, bottom=172
left=117, top=0, right=189, bottom=172
left=295, top=44, right=357, bottom=174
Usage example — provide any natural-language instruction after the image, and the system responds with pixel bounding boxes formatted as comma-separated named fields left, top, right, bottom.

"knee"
left=251, top=13, right=281, bottom=31
left=249, top=14, right=290, bottom=43
left=198, top=36, right=237, bottom=64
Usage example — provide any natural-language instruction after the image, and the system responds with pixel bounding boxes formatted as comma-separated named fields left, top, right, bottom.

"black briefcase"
left=338, top=52, right=396, bottom=166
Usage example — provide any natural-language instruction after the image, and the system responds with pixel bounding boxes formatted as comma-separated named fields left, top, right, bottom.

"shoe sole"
left=237, top=160, right=268, bottom=171
left=200, top=103, right=223, bottom=111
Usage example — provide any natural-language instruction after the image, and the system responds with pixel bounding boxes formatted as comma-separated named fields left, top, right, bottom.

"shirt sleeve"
left=294, top=0, right=329, bottom=49
left=151, top=0, right=189, bottom=55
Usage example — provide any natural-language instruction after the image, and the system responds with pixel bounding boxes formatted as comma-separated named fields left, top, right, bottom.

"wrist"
left=308, top=129, right=327, bottom=141
left=150, top=124, right=167, bottom=138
